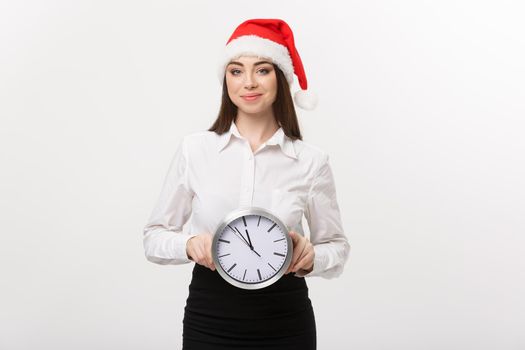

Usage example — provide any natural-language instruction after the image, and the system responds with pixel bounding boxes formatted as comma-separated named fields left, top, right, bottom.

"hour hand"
left=233, top=227, right=250, bottom=246
left=244, top=229, right=262, bottom=257
left=230, top=226, right=256, bottom=253
left=233, top=227, right=261, bottom=257
left=245, top=229, right=253, bottom=248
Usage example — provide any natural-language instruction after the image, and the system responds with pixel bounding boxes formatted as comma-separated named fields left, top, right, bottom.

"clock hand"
left=229, top=225, right=250, bottom=245
left=244, top=229, right=262, bottom=257
left=234, top=227, right=250, bottom=246
left=245, top=229, right=253, bottom=248
left=230, top=226, right=251, bottom=247
left=232, top=227, right=262, bottom=257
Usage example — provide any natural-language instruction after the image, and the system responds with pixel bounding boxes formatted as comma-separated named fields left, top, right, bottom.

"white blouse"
left=143, top=121, right=350, bottom=279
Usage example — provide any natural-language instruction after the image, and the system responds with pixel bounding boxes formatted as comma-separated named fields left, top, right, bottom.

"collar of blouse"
left=217, top=121, right=298, bottom=160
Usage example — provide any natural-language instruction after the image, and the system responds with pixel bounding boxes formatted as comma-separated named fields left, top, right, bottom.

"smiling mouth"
left=242, top=94, right=262, bottom=101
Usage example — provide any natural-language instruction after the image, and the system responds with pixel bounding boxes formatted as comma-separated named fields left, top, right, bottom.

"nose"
left=244, top=72, right=258, bottom=89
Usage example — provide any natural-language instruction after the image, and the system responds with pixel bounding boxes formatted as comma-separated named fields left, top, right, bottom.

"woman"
left=143, top=18, right=350, bottom=349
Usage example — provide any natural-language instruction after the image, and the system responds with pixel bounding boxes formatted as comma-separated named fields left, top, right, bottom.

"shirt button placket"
left=240, top=147, right=255, bottom=206
left=245, top=153, right=255, bottom=205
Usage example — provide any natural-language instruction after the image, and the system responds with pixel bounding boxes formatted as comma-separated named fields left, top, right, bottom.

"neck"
left=234, top=108, right=280, bottom=145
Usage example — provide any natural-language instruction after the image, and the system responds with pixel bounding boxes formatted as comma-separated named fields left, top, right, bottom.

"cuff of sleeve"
left=176, top=233, right=199, bottom=264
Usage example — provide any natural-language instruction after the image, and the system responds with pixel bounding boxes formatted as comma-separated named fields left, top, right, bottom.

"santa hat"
left=217, top=18, right=318, bottom=110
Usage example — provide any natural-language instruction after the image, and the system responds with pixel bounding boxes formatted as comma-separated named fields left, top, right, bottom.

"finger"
left=286, top=232, right=296, bottom=273
left=186, top=238, right=195, bottom=261
left=206, top=253, right=215, bottom=270
left=204, top=237, right=214, bottom=270
left=188, top=237, right=202, bottom=263
left=194, top=244, right=206, bottom=267
left=293, top=236, right=307, bottom=264
left=289, top=252, right=306, bottom=274
left=286, top=232, right=306, bottom=273
left=290, top=239, right=310, bottom=273
left=188, top=244, right=198, bottom=262
left=289, top=231, right=300, bottom=244
left=205, top=236, right=215, bottom=271
left=292, top=249, right=314, bottom=272
left=207, top=236, right=216, bottom=271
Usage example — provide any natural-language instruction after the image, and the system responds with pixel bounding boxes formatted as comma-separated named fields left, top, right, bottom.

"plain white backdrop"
left=1, top=0, right=524, bottom=349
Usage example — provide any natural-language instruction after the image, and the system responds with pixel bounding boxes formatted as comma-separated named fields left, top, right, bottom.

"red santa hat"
left=218, top=18, right=318, bottom=110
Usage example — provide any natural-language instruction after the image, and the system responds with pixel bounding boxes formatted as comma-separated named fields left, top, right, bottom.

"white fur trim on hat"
left=217, top=35, right=294, bottom=84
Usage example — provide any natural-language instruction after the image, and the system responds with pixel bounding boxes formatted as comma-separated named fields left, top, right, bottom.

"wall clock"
left=212, top=207, right=293, bottom=290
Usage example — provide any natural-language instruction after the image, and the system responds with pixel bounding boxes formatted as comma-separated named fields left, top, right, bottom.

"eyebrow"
left=227, top=60, right=273, bottom=67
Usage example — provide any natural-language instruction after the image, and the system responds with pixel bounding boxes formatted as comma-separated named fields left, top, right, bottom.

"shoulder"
left=179, top=130, right=219, bottom=148
left=292, top=138, right=330, bottom=168
left=181, top=130, right=215, bottom=142
left=292, top=139, right=338, bottom=193
left=177, top=130, right=222, bottom=160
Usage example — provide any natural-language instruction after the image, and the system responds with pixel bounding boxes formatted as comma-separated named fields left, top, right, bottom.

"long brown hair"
left=208, top=63, right=302, bottom=141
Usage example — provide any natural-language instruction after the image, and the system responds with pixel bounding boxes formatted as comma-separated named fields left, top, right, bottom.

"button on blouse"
left=143, top=121, right=350, bottom=278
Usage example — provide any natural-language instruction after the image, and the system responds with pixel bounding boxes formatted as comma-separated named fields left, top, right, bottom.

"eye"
left=258, top=68, right=271, bottom=75
left=229, top=69, right=241, bottom=76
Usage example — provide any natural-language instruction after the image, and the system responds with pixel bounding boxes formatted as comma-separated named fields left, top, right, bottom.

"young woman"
left=143, top=18, right=350, bottom=350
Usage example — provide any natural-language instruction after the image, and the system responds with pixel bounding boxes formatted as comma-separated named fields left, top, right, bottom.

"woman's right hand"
left=186, top=233, right=216, bottom=271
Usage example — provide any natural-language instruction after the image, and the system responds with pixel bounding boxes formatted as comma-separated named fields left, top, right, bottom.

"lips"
left=241, top=94, right=262, bottom=101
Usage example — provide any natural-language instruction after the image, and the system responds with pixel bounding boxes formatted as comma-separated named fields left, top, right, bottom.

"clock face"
left=212, top=207, right=292, bottom=290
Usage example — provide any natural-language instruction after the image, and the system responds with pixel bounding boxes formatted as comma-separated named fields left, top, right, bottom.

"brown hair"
left=208, top=63, right=302, bottom=141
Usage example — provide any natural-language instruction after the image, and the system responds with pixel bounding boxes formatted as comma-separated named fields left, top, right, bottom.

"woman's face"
left=225, top=55, right=278, bottom=116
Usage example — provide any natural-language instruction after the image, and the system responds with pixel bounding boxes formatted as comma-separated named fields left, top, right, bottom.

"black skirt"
left=182, top=263, right=316, bottom=350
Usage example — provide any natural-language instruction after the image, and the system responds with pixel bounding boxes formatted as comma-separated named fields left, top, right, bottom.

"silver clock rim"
left=212, top=206, right=293, bottom=290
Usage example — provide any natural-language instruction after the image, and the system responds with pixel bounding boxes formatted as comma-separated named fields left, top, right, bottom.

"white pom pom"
left=293, top=89, right=318, bottom=110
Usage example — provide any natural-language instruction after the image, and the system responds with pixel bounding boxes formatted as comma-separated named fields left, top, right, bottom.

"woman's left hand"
left=286, top=231, right=314, bottom=274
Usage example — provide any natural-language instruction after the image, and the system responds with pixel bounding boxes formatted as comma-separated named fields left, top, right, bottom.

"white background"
left=1, top=1, right=524, bottom=349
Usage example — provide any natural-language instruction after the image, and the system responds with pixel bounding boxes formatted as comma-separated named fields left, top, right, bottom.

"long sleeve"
left=296, top=153, right=350, bottom=278
left=142, top=137, right=197, bottom=265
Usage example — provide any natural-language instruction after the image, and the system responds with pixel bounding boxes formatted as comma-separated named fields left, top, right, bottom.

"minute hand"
left=233, top=227, right=250, bottom=246
left=235, top=227, right=261, bottom=257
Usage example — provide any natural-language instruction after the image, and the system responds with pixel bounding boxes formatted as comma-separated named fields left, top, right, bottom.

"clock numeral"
left=274, top=238, right=285, bottom=242
left=227, top=263, right=237, bottom=273
left=218, top=239, right=230, bottom=244
left=243, top=269, right=247, bottom=281
left=268, top=262, right=276, bottom=271
left=257, top=216, right=261, bottom=227
left=257, top=269, right=262, bottom=281
left=242, top=216, right=247, bottom=227
left=218, top=253, right=230, bottom=258
left=268, top=223, right=277, bottom=232
left=273, top=252, right=285, bottom=257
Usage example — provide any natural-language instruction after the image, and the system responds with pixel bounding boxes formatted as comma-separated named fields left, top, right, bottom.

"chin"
left=237, top=101, right=269, bottom=112
left=241, top=107, right=269, bottom=115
